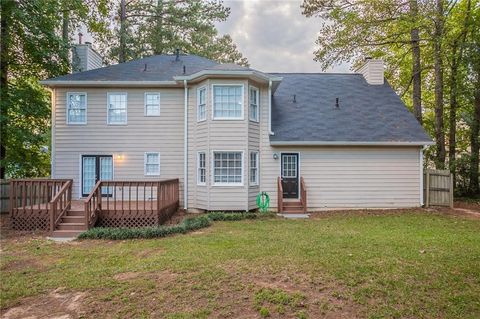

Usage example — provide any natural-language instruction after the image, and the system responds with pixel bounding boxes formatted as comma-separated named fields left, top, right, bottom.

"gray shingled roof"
left=269, top=73, right=432, bottom=143
left=47, top=54, right=218, bottom=82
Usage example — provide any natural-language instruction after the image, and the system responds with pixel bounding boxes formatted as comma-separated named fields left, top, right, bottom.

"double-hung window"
left=197, top=152, right=206, bottom=185
left=197, top=87, right=206, bottom=121
left=212, top=85, right=243, bottom=119
left=250, top=151, right=259, bottom=185
left=67, top=92, right=87, bottom=124
left=249, top=87, right=259, bottom=122
left=144, top=152, right=160, bottom=176
left=213, top=151, right=243, bottom=185
left=145, top=92, right=160, bottom=116
left=107, top=93, right=127, bottom=124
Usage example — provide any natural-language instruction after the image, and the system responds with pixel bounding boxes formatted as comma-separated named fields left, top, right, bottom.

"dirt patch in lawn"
left=1, top=288, right=87, bottom=319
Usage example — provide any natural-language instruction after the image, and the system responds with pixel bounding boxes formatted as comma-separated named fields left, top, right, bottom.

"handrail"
left=49, top=180, right=73, bottom=232
left=84, top=180, right=102, bottom=228
left=277, top=177, right=283, bottom=213
left=300, top=177, right=307, bottom=213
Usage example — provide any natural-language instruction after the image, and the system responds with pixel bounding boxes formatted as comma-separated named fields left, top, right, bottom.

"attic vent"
left=183, top=65, right=186, bottom=74
left=335, top=97, right=339, bottom=108
left=293, top=94, right=297, bottom=103
left=143, top=63, right=147, bottom=72
left=175, top=48, right=180, bottom=61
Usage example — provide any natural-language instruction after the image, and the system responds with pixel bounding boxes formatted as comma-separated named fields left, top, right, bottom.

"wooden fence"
left=424, top=169, right=453, bottom=208
left=0, top=180, right=8, bottom=213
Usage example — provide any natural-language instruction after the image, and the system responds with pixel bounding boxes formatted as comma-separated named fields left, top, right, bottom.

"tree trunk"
left=449, top=42, right=459, bottom=187
left=0, top=0, right=13, bottom=179
left=119, top=0, right=127, bottom=63
left=410, top=0, right=422, bottom=124
left=153, top=0, right=164, bottom=55
left=469, top=75, right=480, bottom=195
left=433, top=0, right=446, bottom=169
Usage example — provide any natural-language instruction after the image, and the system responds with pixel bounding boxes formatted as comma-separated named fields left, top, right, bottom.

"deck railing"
left=9, top=179, right=73, bottom=231
left=277, top=177, right=283, bottom=213
left=300, top=177, right=307, bottom=213
left=84, top=179, right=180, bottom=227
left=49, top=180, right=73, bottom=232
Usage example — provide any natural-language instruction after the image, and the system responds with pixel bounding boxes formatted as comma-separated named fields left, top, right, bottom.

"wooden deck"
left=9, top=179, right=180, bottom=235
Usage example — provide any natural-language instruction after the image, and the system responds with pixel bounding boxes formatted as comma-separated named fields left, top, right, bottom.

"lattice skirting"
left=11, top=213, right=49, bottom=231
left=96, top=204, right=178, bottom=228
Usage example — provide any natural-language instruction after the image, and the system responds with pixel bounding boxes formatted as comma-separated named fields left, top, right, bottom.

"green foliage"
left=259, top=307, right=270, bottom=318
left=106, top=0, right=248, bottom=65
left=254, top=288, right=306, bottom=317
left=78, top=212, right=264, bottom=240
left=78, top=216, right=211, bottom=240
left=207, top=211, right=257, bottom=221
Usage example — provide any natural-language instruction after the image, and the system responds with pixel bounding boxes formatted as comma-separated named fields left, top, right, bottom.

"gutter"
left=183, top=80, right=188, bottom=210
left=40, top=80, right=179, bottom=87
left=268, top=80, right=274, bottom=135
left=269, top=141, right=435, bottom=146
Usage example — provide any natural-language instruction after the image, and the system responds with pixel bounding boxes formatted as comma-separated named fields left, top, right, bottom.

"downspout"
left=268, top=80, right=274, bottom=135
left=51, top=88, right=56, bottom=178
left=420, top=146, right=425, bottom=206
left=183, top=80, right=188, bottom=210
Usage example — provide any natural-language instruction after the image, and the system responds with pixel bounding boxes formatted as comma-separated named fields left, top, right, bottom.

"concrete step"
left=57, top=223, right=88, bottom=231
left=51, top=230, right=83, bottom=238
left=282, top=209, right=306, bottom=214
left=61, top=215, right=85, bottom=223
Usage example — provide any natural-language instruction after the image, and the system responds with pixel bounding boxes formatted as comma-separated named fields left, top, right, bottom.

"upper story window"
left=212, top=85, right=243, bottom=120
left=107, top=93, right=127, bottom=124
left=145, top=93, right=160, bottom=116
left=67, top=92, right=87, bottom=124
left=144, top=152, right=160, bottom=176
left=197, top=87, right=206, bottom=122
left=249, top=87, right=259, bottom=122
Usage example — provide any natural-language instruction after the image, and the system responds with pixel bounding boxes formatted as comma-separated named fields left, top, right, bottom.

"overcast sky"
left=216, top=0, right=350, bottom=72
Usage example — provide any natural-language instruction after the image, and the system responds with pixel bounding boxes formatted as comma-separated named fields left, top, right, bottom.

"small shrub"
left=259, top=307, right=270, bottom=318
left=207, top=211, right=257, bottom=221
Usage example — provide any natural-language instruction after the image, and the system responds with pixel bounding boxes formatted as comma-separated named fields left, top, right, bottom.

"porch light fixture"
left=273, top=153, right=279, bottom=160
left=116, top=153, right=124, bottom=160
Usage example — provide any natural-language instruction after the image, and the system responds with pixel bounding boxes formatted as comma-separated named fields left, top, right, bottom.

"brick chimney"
left=71, top=35, right=103, bottom=73
left=356, top=58, right=384, bottom=85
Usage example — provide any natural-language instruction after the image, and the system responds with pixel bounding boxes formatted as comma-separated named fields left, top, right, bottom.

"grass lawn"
left=1, top=210, right=480, bottom=318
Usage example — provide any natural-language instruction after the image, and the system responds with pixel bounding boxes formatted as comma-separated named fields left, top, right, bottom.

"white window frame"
left=144, top=92, right=161, bottom=117
left=211, top=150, right=244, bottom=186
left=249, top=86, right=259, bottom=122
left=197, top=151, right=206, bottom=185
left=249, top=151, right=259, bottom=186
left=107, top=92, right=128, bottom=125
left=66, top=92, right=87, bottom=125
left=144, top=152, right=160, bottom=176
left=211, top=84, right=244, bottom=120
left=197, top=86, right=207, bottom=122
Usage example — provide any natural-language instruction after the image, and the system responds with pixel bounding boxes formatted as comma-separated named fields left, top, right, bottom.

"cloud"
left=216, top=0, right=351, bottom=72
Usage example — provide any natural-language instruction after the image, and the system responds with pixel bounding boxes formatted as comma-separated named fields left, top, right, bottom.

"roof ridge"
left=269, top=72, right=361, bottom=75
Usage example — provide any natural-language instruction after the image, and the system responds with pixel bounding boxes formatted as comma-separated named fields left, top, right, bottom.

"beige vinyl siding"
left=258, top=87, right=422, bottom=209
left=187, top=79, right=249, bottom=211
left=53, top=87, right=184, bottom=202
left=247, top=81, right=263, bottom=210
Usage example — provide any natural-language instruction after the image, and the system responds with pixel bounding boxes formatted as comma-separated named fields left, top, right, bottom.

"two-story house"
left=40, top=45, right=433, bottom=217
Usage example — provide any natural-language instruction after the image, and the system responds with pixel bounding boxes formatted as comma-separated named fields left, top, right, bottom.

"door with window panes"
left=281, top=153, right=299, bottom=198
left=82, top=155, right=113, bottom=197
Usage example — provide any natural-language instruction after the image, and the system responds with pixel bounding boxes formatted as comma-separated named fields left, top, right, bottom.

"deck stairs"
left=51, top=205, right=87, bottom=238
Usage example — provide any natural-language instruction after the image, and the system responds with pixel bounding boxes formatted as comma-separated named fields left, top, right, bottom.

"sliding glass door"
left=81, top=155, right=113, bottom=197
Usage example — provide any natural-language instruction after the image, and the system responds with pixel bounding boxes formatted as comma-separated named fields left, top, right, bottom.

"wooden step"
left=61, top=215, right=85, bottom=223
left=282, top=209, right=306, bottom=214
left=51, top=230, right=84, bottom=238
left=283, top=201, right=303, bottom=206
left=66, top=210, right=85, bottom=217
left=56, top=222, right=88, bottom=231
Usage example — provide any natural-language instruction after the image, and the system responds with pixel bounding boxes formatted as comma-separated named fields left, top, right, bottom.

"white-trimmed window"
left=213, top=151, right=243, bottom=185
left=197, top=152, right=206, bottom=185
left=145, top=92, right=160, bottom=116
left=249, top=87, right=259, bottom=122
left=107, top=93, right=127, bottom=124
left=67, top=92, right=87, bottom=124
left=144, top=152, right=160, bottom=176
left=212, top=85, right=243, bottom=119
left=197, top=87, right=206, bottom=121
left=250, top=151, right=259, bottom=185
